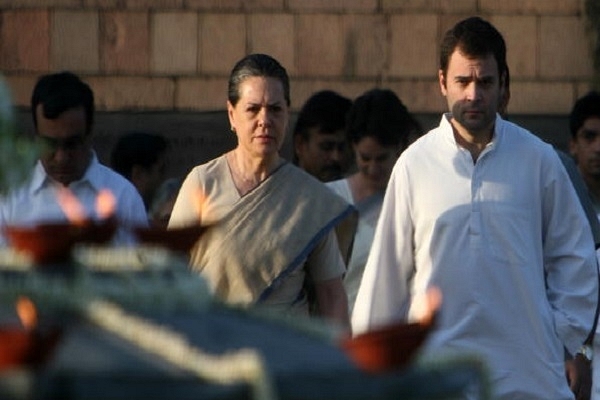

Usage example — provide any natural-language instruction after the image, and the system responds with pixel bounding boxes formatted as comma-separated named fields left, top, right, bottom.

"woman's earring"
left=230, top=126, right=236, bottom=133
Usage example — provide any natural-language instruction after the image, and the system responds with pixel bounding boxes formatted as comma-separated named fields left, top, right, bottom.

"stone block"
left=491, top=15, right=537, bottom=78
left=390, top=14, right=438, bottom=78
left=288, top=0, right=376, bottom=11
left=0, top=10, right=49, bottom=71
left=438, top=14, right=473, bottom=41
left=184, top=0, right=242, bottom=9
left=342, top=14, right=388, bottom=78
left=0, top=0, right=78, bottom=7
left=296, top=14, right=346, bottom=77
left=100, top=11, right=149, bottom=73
left=87, top=76, right=175, bottom=110
left=82, top=0, right=125, bottom=7
left=575, top=83, right=598, bottom=101
left=3, top=74, right=38, bottom=108
left=125, top=0, right=183, bottom=8
left=175, top=77, right=228, bottom=111
left=248, top=14, right=295, bottom=75
left=480, top=0, right=582, bottom=15
left=382, top=0, right=476, bottom=13
left=540, top=16, right=594, bottom=78
left=51, top=10, right=99, bottom=72
left=199, top=14, right=246, bottom=75
left=242, top=0, right=284, bottom=10
left=386, top=79, right=446, bottom=114
left=151, top=12, right=198, bottom=74
left=186, top=0, right=284, bottom=10
left=509, top=81, right=574, bottom=114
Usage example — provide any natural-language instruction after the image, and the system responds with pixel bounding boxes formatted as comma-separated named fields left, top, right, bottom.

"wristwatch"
left=577, top=344, right=593, bottom=362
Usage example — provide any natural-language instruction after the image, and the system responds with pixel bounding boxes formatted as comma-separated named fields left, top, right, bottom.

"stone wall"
left=1, top=0, right=596, bottom=177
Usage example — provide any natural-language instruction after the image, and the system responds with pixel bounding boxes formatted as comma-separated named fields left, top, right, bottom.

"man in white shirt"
left=0, top=71, right=147, bottom=245
left=352, top=17, right=598, bottom=399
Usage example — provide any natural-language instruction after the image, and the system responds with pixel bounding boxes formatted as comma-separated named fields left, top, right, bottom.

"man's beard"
left=451, top=102, right=495, bottom=135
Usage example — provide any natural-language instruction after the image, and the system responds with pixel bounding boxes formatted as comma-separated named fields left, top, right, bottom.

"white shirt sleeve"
left=351, top=161, right=414, bottom=334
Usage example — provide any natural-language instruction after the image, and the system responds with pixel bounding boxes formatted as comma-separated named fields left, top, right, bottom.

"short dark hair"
left=570, top=91, right=600, bottom=138
left=31, top=71, right=95, bottom=135
left=293, top=90, right=352, bottom=141
left=227, top=53, right=290, bottom=107
left=346, top=88, right=414, bottom=149
left=440, top=16, right=507, bottom=83
left=111, top=132, right=168, bottom=179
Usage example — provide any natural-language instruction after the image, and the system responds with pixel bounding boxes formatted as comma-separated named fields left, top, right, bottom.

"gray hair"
left=227, top=54, right=290, bottom=107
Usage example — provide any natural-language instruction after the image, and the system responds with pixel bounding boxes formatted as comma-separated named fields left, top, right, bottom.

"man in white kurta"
left=352, top=113, right=598, bottom=399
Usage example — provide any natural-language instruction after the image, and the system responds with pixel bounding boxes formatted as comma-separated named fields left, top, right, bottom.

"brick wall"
left=0, top=0, right=595, bottom=115
left=0, top=1, right=595, bottom=178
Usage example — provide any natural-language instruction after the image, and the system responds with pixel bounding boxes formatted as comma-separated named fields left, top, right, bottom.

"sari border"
left=257, top=203, right=356, bottom=303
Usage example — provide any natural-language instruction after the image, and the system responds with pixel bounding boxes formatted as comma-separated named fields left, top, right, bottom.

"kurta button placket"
left=470, top=143, right=494, bottom=242
left=462, top=149, right=481, bottom=240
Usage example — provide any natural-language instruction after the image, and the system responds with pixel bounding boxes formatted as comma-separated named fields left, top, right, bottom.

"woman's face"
left=353, top=136, right=400, bottom=190
left=227, top=76, right=289, bottom=159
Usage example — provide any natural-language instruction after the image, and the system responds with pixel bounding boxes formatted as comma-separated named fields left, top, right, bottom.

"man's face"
left=295, top=128, right=350, bottom=182
left=571, top=117, right=600, bottom=182
left=36, top=105, right=92, bottom=186
left=439, top=50, right=502, bottom=139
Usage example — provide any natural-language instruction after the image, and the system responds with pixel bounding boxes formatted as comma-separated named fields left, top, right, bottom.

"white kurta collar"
left=439, top=113, right=504, bottom=158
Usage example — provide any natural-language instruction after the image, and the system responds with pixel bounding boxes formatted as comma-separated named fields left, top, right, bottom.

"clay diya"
left=3, top=219, right=117, bottom=265
left=341, top=288, right=442, bottom=373
left=0, top=297, right=62, bottom=371
left=341, top=319, right=433, bottom=373
left=0, top=325, right=62, bottom=370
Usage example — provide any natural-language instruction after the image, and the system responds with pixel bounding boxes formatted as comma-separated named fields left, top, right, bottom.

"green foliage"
left=0, top=76, right=39, bottom=195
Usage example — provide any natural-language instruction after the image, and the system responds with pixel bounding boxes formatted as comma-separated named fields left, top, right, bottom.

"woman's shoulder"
left=187, top=154, right=228, bottom=182
left=325, top=178, right=352, bottom=202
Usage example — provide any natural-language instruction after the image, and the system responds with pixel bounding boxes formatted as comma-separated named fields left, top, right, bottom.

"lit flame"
left=413, top=287, right=442, bottom=326
left=56, top=187, right=116, bottom=224
left=95, top=189, right=116, bottom=220
left=56, top=187, right=87, bottom=226
left=192, top=188, right=207, bottom=224
left=16, top=296, right=37, bottom=331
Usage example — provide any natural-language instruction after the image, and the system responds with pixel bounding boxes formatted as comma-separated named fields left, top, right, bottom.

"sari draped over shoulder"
left=189, top=162, right=357, bottom=306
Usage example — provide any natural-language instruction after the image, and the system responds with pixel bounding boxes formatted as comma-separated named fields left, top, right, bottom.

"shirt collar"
left=30, top=152, right=101, bottom=195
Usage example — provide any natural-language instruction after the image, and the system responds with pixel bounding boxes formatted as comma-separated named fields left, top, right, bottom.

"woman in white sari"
left=327, top=88, right=420, bottom=314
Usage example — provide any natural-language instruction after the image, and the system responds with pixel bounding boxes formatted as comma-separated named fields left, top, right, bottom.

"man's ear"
left=569, top=138, right=578, bottom=160
left=438, top=70, right=447, bottom=96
